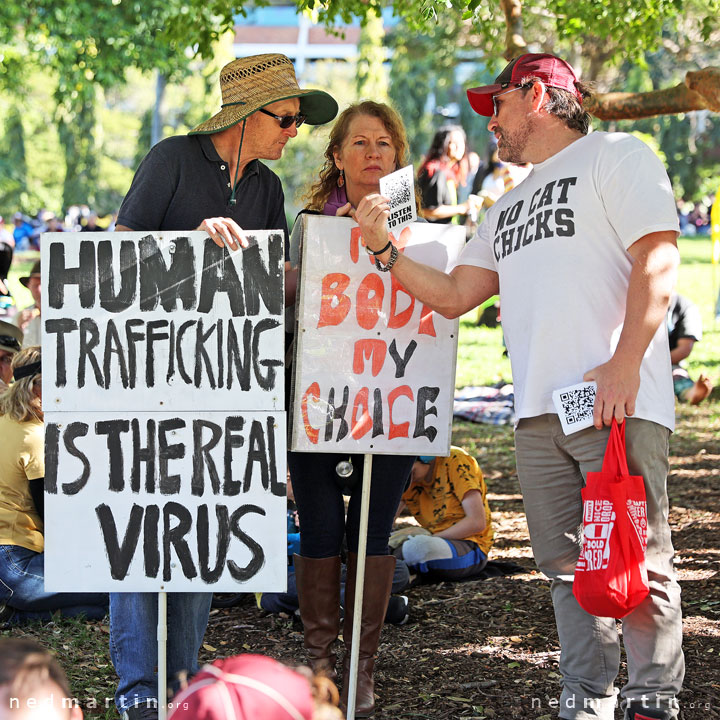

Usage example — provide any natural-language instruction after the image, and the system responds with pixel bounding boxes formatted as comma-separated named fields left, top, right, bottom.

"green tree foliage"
left=388, top=17, right=461, bottom=162
left=56, top=84, right=99, bottom=208
left=0, top=0, right=193, bottom=211
left=356, top=11, right=388, bottom=101
left=0, top=105, right=29, bottom=213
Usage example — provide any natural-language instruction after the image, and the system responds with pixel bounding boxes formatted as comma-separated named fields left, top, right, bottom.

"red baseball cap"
left=168, top=655, right=315, bottom=720
left=467, top=53, right=582, bottom=117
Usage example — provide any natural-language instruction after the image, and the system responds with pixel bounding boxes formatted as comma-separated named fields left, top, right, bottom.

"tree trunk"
left=494, top=0, right=720, bottom=121
left=586, top=68, right=720, bottom=120
left=499, top=0, right=526, bottom=60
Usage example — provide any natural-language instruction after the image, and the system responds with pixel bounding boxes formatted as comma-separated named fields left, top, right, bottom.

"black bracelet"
left=375, top=244, right=399, bottom=272
left=365, top=239, right=393, bottom=256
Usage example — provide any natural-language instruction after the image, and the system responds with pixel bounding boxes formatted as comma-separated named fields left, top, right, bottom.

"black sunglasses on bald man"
left=258, top=107, right=306, bottom=129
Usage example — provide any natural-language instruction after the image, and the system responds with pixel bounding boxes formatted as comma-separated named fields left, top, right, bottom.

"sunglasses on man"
left=258, top=108, right=306, bottom=129
left=492, top=82, right=533, bottom=117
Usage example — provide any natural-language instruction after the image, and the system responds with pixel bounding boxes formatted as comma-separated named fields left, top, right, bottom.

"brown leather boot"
left=341, top=552, right=396, bottom=718
left=294, top=554, right=341, bottom=680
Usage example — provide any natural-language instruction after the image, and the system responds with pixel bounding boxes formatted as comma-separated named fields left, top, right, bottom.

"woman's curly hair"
left=304, top=100, right=412, bottom=211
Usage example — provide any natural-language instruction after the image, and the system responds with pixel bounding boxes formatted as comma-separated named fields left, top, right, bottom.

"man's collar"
left=196, top=135, right=259, bottom=177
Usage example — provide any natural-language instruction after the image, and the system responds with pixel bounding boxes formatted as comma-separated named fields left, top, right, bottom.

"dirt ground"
left=203, top=407, right=720, bottom=720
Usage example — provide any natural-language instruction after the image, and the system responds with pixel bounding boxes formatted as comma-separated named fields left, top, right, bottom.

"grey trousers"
left=514, top=415, right=684, bottom=720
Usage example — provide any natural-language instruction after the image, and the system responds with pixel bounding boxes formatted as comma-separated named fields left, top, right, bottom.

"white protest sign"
left=379, top=165, right=417, bottom=233
left=42, top=231, right=285, bottom=412
left=289, top=215, right=463, bottom=455
left=42, top=231, right=287, bottom=592
left=44, top=411, right=287, bottom=592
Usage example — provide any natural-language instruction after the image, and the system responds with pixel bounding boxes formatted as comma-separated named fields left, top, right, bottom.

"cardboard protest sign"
left=43, top=410, right=287, bottom=592
left=43, top=231, right=285, bottom=412
left=42, top=231, right=287, bottom=592
left=289, top=216, right=463, bottom=455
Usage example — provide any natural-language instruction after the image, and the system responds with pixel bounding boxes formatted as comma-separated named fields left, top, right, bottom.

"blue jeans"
left=109, top=592, right=212, bottom=713
left=0, top=544, right=108, bottom=623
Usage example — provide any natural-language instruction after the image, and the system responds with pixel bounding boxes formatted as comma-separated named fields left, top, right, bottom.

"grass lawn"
left=1, top=236, right=718, bottom=718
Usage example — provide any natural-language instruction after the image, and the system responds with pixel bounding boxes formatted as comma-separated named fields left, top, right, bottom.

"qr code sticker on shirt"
left=552, top=381, right=597, bottom=435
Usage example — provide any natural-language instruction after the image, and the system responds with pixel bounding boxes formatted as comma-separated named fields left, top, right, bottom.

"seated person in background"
left=0, top=347, right=108, bottom=625
left=0, top=637, right=83, bottom=719
left=168, top=654, right=343, bottom=720
left=392, top=446, right=493, bottom=581
left=0, top=323, right=22, bottom=392
left=667, top=293, right=713, bottom=405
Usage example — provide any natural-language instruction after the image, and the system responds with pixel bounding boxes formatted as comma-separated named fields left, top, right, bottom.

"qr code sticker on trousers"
left=551, top=380, right=597, bottom=435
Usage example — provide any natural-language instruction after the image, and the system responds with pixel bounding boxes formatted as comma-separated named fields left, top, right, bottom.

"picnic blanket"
left=453, top=384, right=515, bottom=425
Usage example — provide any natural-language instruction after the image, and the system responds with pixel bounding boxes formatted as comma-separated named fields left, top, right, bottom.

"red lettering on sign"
left=318, top=273, right=351, bottom=328
left=418, top=305, right=436, bottom=337
left=301, top=382, right=321, bottom=444
left=356, top=274, right=384, bottom=330
left=350, top=225, right=413, bottom=266
left=389, top=276, right=414, bottom=329
left=351, top=387, right=372, bottom=439
left=393, top=226, right=412, bottom=251
left=353, top=339, right=386, bottom=376
left=388, top=385, right=413, bottom=439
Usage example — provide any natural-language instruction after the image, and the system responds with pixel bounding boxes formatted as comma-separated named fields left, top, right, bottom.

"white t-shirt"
left=453, top=132, right=678, bottom=430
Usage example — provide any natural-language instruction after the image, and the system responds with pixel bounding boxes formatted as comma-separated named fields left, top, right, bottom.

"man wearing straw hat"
left=112, top=54, right=337, bottom=720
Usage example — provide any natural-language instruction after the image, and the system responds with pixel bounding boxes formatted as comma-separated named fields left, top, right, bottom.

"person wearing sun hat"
left=116, top=53, right=337, bottom=253
left=110, top=54, right=337, bottom=720
left=355, top=52, right=683, bottom=720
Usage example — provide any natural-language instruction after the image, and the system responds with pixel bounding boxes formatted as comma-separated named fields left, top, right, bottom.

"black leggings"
left=288, top=451, right=413, bottom=558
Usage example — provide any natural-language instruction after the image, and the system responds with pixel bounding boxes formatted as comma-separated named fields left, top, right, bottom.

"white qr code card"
left=552, top=380, right=597, bottom=435
left=379, top=165, right=417, bottom=233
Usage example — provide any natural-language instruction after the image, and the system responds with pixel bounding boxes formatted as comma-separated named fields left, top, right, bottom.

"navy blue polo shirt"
left=117, top=134, right=289, bottom=246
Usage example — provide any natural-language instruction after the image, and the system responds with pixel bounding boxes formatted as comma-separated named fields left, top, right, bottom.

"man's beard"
left=496, top=118, right=534, bottom=164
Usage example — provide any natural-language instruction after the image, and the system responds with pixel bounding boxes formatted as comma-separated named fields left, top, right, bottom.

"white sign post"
left=289, top=216, right=463, bottom=718
left=42, top=231, right=287, bottom=719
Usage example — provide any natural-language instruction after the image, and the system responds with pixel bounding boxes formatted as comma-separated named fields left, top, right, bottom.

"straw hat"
left=189, top=54, right=338, bottom=135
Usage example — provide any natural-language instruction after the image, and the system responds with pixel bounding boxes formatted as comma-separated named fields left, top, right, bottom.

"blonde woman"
left=292, top=101, right=416, bottom=718
left=0, top=346, right=108, bottom=625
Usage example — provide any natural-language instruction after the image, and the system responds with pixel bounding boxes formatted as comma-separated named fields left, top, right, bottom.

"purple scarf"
left=322, top=185, right=349, bottom=216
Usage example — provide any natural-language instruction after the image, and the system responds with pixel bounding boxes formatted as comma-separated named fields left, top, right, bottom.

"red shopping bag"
left=573, top=419, right=649, bottom=618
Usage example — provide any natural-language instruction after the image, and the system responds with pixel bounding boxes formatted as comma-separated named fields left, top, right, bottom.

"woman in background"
left=417, top=125, right=480, bottom=224
left=290, top=101, right=416, bottom=718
